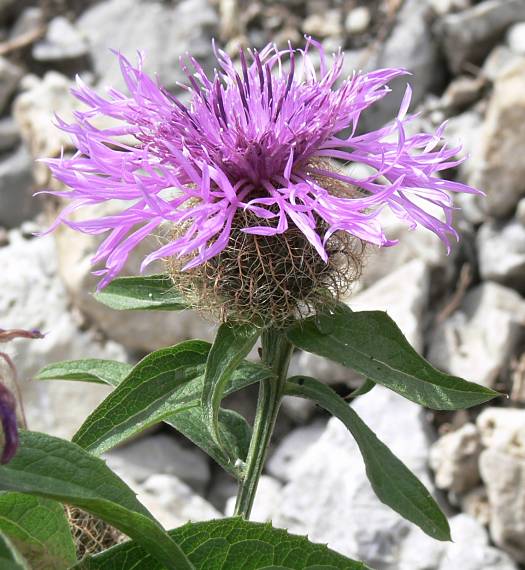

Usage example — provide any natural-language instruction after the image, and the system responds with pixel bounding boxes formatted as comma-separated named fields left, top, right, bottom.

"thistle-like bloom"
left=45, top=39, right=479, bottom=306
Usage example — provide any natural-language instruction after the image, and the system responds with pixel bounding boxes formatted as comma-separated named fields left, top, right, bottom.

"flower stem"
left=233, top=327, right=293, bottom=519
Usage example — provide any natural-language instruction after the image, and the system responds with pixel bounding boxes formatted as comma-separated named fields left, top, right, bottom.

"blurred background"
left=1, top=0, right=525, bottom=568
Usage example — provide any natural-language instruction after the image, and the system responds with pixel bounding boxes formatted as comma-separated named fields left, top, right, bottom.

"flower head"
left=44, top=39, right=480, bottom=321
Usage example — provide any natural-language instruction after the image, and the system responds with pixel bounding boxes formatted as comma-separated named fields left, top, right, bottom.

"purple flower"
left=44, top=39, right=480, bottom=288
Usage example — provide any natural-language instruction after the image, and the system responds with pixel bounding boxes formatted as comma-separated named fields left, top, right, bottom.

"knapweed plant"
left=0, top=40, right=498, bottom=570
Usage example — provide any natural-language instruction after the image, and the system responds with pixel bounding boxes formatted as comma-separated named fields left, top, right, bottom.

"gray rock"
left=0, top=117, right=21, bottom=153
left=267, top=420, right=326, bottom=481
left=0, top=231, right=127, bottom=439
left=0, top=145, right=39, bottom=228
left=469, top=59, right=525, bottom=218
left=478, top=219, right=525, bottom=292
left=359, top=0, right=443, bottom=131
left=136, top=474, right=221, bottom=530
left=9, top=7, right=43, bottom=41
left=104, top=433, right=210, bottom=493
left=507, top=22, right=525, bottom=55
left=428, top=0, right=472, bottom=16
left=77, top=0, right=218, bottom=92
left=303, top=10, right=342, bottom=38
left=429, top=423, right=481, bottom=494
left=32, top=16, right=88, bottom=62
left=435, top=0, right=525, bottom=74
left=273, top=387, right=435, bottom=568
left=428, top=282, right=525, bottom=388
left=482, top=46, right=524, bottom=82
left=480, top=448, right=525, bottom=564
left=0, top=56, right=23, bottom=113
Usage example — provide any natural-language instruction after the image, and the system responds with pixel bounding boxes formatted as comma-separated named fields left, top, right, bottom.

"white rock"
left=32, top=16, right=88, bottom=62
left=225, top=475, right=282, bottom=522
left=470, top=59, right=525, bottom=218
left=350, top=259, right=430, bottom=352
left=429, top=423, right=481, bottom=494
left=507, top=22, right=525, bottom=55
left=427, top=282, right=525, bottom=388
left=0, top=55, right=23, bottom=113
left=435, top=0, right=525, bottom=74
left=302, top=10, right=342, bottom=38
left=460, top=486, right=490, bottom=526
left=482, top=46, right=524, bottom=82
left=480, top=448, right=525, bottom=563
left=104, top=433, right=210, bottom=493
left=0, top=231, right=127, bottom=439
left=440, top=514, right=518, bottom=570
left=13, top=72, right=81, bottom=186
left=267, top=419, right=326, bottom=481
left=428, top=0, right=472, bottom=16
left=477, top=407, right=525, bottom=458
left=137, top=474, right=221, bottom=530
left=77, top=0, right=218, bottom=92
left=478, top=219, right=525, bottom=291
left=345, top=7, right=371, bottom=35
left=273, top=387, right=434, bottom=567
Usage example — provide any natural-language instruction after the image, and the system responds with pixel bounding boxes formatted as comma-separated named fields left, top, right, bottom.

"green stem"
left=234, top=327, right=293, bottom=519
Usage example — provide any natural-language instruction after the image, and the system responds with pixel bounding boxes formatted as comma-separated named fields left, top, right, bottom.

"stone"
left=477, top=407, right=525, bottom=458
left=136, top=474, right=221, bottom=530
left=507, top=21, right=525, bottom=55
left=428, top=282, right=525, bottom=388
left=480, top=448, right=525, bottom=563
left=273, top=386, right=435, bottom=567
left=351, top=259, right=430, bottom=352
left=482, top=46, right=524, bottom=82
left=9, top=7, right=43, bottom=40
left=104, top=433, right=210, bottom=493
left=225, top=475, right=283, bottom=522
left=429, top=423, right=481, bottom=494
left=0, top=230, right=128, bottom=440
left=0, top=117, right=21, bottom=153
left=345, top=6, right=371, bottom=35
left=13, top=71, right=81, bottom=186
left=32, top=16, right=88, bottom=62
left=440, top=75, right=486, bottom=110
left=0, top=145, right=40, bottom=228
left=359, top=0, right=443, bottom=131
left=459, top=486, right=491, bottom=527
left=440, top=514, right=518, bottom=570
left=266, top=420, right=326, bottom=481
left=435, top=0, right=525, bottom=74
left=0, top=56, right=23, bottom=114
left=428, top=0, right=472, bottom=16
left=469, top=59, right=525, bottom=218
left=77, top=0, right=218, bottom=92
left=478, top=219, right=525, bottom=292
left=302, top=10, right=342, bottom=38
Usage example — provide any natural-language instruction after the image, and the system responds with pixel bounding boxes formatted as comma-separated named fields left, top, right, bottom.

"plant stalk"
left=233, top=327, right=293, bottom=518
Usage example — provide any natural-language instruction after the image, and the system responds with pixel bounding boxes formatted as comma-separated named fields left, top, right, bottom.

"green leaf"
left=347, top=378, right=375, bottom=399
left=71, top=343, right=269, bottom=475
left=202, top=322, right=260, bottom=452
left=93, top=274, right=188, bottom=311
left=286, top=306, right=499, bottom=410
left=0, top=531, right=29, bottom=570
left=73, top=518, right=371, bottom=570
left=36, top=359, right=132, bottom=387
left=0, top=431, right=194, bottom=570
left=285, top=376, right=451, bottom=541
left=0, top=493, right=75, bottom=570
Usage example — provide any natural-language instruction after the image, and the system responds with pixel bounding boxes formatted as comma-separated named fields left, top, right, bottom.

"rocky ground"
left=1, top=0, right=525, bottom=568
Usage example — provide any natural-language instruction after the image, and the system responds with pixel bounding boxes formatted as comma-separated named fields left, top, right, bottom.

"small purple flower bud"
left=0, top=383, right=18, bottom=464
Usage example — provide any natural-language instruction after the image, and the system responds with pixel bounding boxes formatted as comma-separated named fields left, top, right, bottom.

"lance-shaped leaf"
left=65, top=348, right=270, bottom=474
left=93, top=274, right=188, bottom=311
left=0, top=493, right=75, bottom=570
left=36, top=359, right=132, bottom=386
left=286, top=306, right=499, bottom=410
left=202, top=322, right=260, bottom=452
left=285, top=376, right=451, bottom=541
left=73, top=517, right=370, bottom=570
left=0, top=431, right=194, bottom=570
left=0, top=531, right=29, bottom=570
